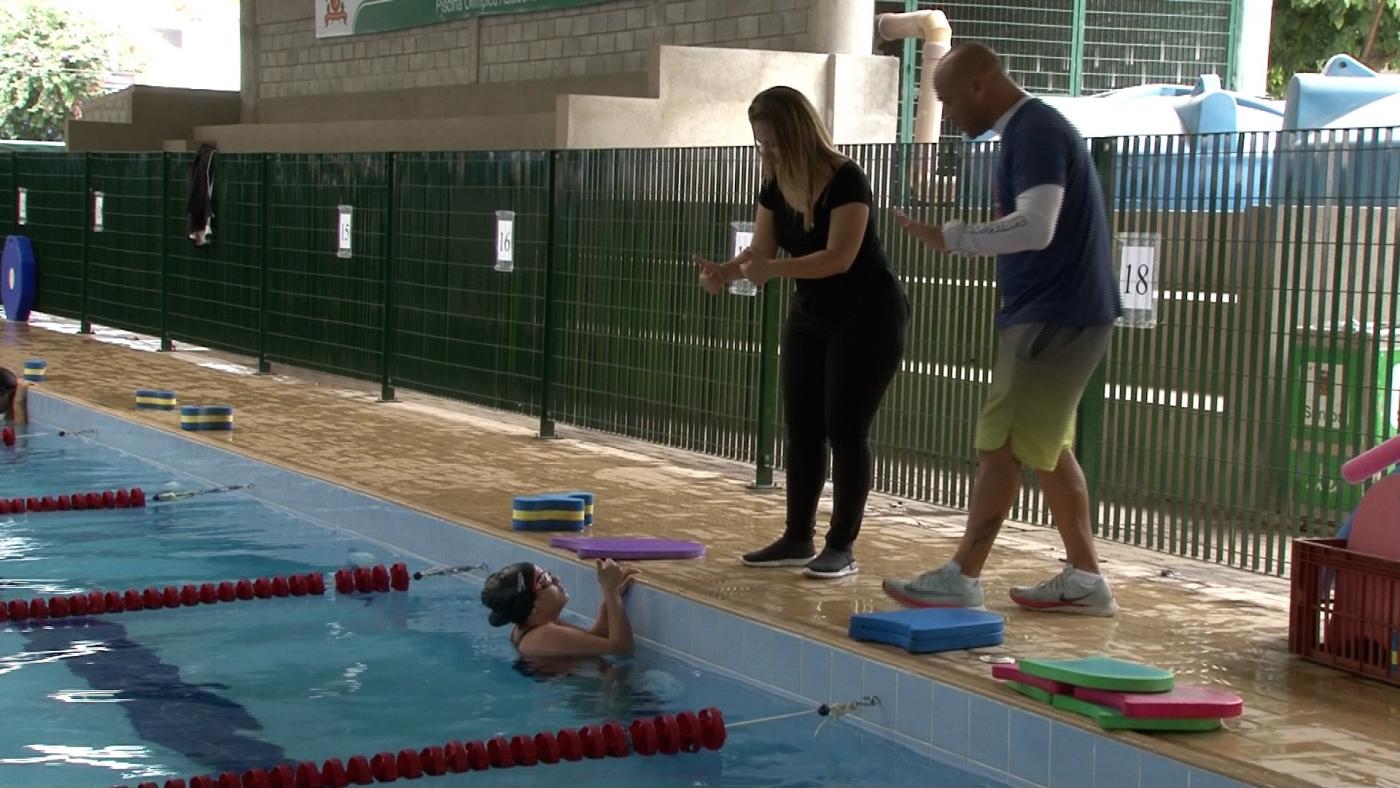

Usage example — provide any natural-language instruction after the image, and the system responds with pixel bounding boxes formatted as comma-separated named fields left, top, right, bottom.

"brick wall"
left=253, top=0, right=817, bottom=100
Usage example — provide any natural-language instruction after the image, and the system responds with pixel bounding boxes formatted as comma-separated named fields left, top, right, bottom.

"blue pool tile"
left=968, top=695, right=1010, bottom=771
left=830, top=649, right=864, bottom=717
left=894, top=671, right=933, bottom=744
left=629, top=587, right=665, bottom=642
left=712, top=615, right=748, bottom=675
left=964, top=757, right=1017, bottom=787
left=929, top=683, right=970, bottom=758
left=656, top=594, right=695, bottom=653
left=1188, top=767, right=1247, bottom=788
left=860, top=660, right=897, bottom=727
left=1094, top=738, right=1140, bottom=787
left=689, top=604, right=727, bottom=668
left=1139, top=753, right=1188, bottom=788
left=1008, top=708, right=1051, bottom=785
left=741, top=625, right=775, bottom=685
left=1049, top=722, right=1095, bottom=788
left=771, top=632, right=804, bottom=696
left=799, top=640, right=833, bottom=701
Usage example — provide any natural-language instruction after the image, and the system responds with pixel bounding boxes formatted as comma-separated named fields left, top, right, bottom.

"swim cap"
left=480, top=562, right=536, bottom=627
left=0, top=367, right=15, bottom=416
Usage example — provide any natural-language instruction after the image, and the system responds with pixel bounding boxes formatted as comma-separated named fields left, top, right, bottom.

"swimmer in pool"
left=0, top=367, right=28, bottom=425
left=481, top=559, right=637, bottom=658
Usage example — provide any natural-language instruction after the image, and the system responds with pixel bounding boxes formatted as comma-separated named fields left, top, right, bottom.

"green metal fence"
left=264, top=154, right=389, bottom=382
left=163, top=152, right=265, bottom=359
left=7, top=129, right=1399, bottom=577
left=14, top=153, right=86, bottom=321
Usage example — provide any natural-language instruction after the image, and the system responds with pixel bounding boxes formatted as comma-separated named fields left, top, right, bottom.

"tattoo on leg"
left=969, top=516, right=1005, bottom=550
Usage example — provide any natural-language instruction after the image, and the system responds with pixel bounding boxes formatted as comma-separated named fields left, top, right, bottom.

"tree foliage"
left=1269, top=0, right=1400, bottom=96
left=0, top=3, right=111, bottom=141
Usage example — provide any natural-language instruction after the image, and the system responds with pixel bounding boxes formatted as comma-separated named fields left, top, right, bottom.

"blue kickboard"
left=513, top=495, right=586, bottom=512
left=512, top=518, right=589, bottom=532
left=850, top=608, right=1005, bottom=638
left=850, top=627, right=1005, bottom=654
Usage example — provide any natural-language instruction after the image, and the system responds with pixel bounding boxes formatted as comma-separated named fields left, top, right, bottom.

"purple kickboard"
left=548, top=536, right=705, bottom=560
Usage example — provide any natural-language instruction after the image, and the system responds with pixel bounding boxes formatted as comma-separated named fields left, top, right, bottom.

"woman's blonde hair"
left=748, top=86, right=844, bottom=231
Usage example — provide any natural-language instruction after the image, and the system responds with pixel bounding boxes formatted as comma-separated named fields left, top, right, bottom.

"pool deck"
left=4, top=320, right=1399, bottom=788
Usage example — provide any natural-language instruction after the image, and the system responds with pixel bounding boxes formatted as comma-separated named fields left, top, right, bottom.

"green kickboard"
left=1018, top=655, right=1174, bottom=693
left=1051, top=694, right=1221, bottom=732
left=1007, top=681, right=1054, bottom=705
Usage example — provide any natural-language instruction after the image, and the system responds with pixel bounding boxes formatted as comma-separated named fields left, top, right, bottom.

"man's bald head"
left=932, top=42, right=1025, bottom=138
left=936, top=42, right=1004, bottom=85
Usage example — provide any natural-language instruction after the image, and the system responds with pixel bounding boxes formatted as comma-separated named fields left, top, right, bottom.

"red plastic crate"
left=1289, top=538, right=1400, bottom=686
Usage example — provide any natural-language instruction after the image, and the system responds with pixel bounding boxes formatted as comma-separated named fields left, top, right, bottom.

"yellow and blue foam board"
left=135, top=389, right=178, bottom=411
left=542, top=490, right=595, bottom=526
left=22, top=359, right=45, bottom=382
left=512, top=494, right=587, bottom=532
left=180, top=405, right=234, bottom=431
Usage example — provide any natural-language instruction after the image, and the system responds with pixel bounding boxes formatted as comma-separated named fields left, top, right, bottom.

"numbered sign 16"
left=16, top=187, right=27, bottom=226
left=92, top=191, right=105, bottom=233
left=495, top=210, right=515, bottom=272
left=337, top=205, right=353, bottom=259
left=1116, top=232, right=1159, bottom=329
left=729, top=221, right=757, bottom=296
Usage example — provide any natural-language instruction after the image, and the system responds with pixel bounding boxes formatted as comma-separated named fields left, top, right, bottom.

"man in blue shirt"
left=884, top=43, right=1123, bottom=616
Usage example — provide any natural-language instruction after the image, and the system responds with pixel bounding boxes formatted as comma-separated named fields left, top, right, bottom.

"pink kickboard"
left=548, top=536, right=705, bottom=560
left=991, top=663, right=1074, bottom=696
left=1347, top=474, right=1400, bottom=561
left=1072, top=683, right=1243, bottom=719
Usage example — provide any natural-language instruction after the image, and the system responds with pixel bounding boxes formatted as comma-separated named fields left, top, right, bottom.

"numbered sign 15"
left=16, top=187, right=27, bottom=226
left=729, top=221, right=757, bottom=296
left=495, top=210, right=515, bottom=272
left=92, top=191, right=105, bottom=233
left=337, top=205, right=353, bottom=259
left=1115, top=232, right=1160, bottom=329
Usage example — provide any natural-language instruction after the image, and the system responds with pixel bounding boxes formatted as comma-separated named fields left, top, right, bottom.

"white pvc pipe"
left=876, top=10, right=952, bottom=145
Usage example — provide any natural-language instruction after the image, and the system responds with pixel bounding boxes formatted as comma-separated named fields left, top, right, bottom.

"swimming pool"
left=0, top=410, right=996, bottom=786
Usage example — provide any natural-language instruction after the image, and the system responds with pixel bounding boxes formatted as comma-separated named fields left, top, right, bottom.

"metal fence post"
left=1069, top=0, right=1087, bottom=96
left=257, top=153, right=272, bottom=374
left=379, top=152, right=398, bottom=402
left=79, top=152, right=92, bottom=334
left=538, top=151, right=559, bottom=439
left=1076, top=137, right=1116, bottom=533
left=159, top=152, right=172, bottom=351
left=753, top=279, right=780, bottom=488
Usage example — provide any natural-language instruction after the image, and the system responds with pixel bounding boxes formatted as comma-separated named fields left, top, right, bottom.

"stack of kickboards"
left=511, top=491, right=595, bottom=532
left=993, top=656, right=1244, bottom=731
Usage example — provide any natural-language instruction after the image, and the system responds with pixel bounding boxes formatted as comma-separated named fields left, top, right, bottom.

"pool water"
left=0, top=422, right=1000, bottom=787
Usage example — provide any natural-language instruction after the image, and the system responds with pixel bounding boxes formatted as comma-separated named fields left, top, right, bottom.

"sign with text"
left=495, top=209, right=515, bottom=272
left=16, top=187, right=26, bottom=226
left=92, top=192, right=105, bottom=233
left=337, top=205, right=353, bottom=258
left=1115, top=232, right=1159, bottom=329
left=316, top=0, right=611, bottom=39
left=728, top=221, right=757, bottom=296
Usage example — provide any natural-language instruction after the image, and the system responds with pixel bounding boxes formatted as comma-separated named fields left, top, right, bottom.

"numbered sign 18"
left=495, top=210, right=516, bottom=272
left=92, top=191, right=105, bottom=233
left=1115, top=232, right=1160, bottom=329
left=16, top=187, right=26, bottom=226
left=336, top=205, right=353, bottom=259
left=729, top=221, right=758, bottom=296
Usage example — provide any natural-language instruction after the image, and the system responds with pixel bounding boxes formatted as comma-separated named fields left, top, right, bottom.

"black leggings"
left=781, top=285, right=909, bottom=551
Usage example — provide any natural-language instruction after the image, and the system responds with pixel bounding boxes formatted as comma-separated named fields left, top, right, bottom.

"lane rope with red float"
left=0, top=563, right=409, bottom=623
left=1, top=426, right=95, bottom=446
left=0, top=484, right=252, bottom=516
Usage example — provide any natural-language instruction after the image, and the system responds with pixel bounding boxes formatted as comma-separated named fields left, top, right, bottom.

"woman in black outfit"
left=693, top=86, right=909, bottom=579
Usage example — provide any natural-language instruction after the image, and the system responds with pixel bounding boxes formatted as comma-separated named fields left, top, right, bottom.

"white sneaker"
left=1009, top=566, right=1119, bottom=616
left=882, top=562, right=986, bottom=609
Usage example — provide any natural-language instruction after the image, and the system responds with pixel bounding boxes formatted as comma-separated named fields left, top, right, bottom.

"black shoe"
left=741, top=535, right=817, bottom=567
left=803, top=546, right=858, bottom=579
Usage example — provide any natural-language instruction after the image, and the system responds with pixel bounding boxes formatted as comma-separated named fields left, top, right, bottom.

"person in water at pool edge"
left=481, top=559, right=638, bottom=658
left=1, top=367, right=29, bottom=425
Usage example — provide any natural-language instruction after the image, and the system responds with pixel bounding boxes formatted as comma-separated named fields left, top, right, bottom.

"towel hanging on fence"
left=187, top=143, right=216, bottom=247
